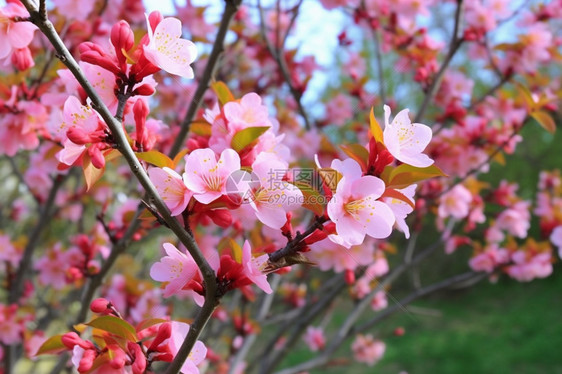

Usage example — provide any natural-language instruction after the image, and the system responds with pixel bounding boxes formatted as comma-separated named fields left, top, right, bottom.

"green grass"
left=280, top=267, right=562, bottom=374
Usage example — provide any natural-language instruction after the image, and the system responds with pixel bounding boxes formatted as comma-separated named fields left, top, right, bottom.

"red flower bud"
left=149, top=323, right=172, bottom=352
left=78, top=348, right=96, bottom=373
left=79, top=42, right=121, bottom=75
left=67, top=127, right=93, bottom=145
left=133, top=83, right=156, bottom=96
left=61, top=332, right=94, bottom=350
left=208, top=209, right=232, bottom=228
left=128, top=342, right=147, bottom=374
left=344, top=269, right=355, bottom=285
left=88, top=147, right=106, bottom=169
left=11, top=47, right=34, bottom=71
left=90, top=298, right=110, bottom=313
left=111, top=20, right=134, bottom=69
left=133, top=99, right=149, bottom=149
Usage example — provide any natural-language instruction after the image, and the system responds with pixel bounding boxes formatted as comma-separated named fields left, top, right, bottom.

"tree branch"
left=414, top=0, right=464, bottom=123
left=169, top=0, right=242, bottom=159
left=18, top=3, right=218, bottom=372
left=257, top=0, right=311, bottom=130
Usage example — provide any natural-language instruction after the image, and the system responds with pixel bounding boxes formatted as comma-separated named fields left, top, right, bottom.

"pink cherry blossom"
left=326, top=93, right=353, bottom=127
left=303, top=326, right=325, bottom=352
left=224, top=92, right=270, bottom=132
left=247, top=153, right=303, bottom=229
left=383, top=105, right=433, bottom=168
left=183, top=148, right=241, bottom=204
left=327, top=159, right=395, bottom=248
left=550, top=226, right=562, bottom=259
left=0, top=2, right=36, bottom=65
left=352, top=334, right=386, bottom=366
left=371, top=291, right=388, bottom=312
left=149, top=167, right=192, bottom=216
left=308, top=238, right=375, bottom=273
left=241, top=240, right=272, bottom=294
left=506, top=251, right=552, bottom=282
left=495, top=201, right=531, bottom=239
left=168, top=321, right=207, bottom=374
left=144, top=14, right=198, bottom=78
left=0, top=304, right=22, bottom=345
left=150, top=243, right=198, bottom=297
left=0, top=234, right=20, bottom=268
left=438, top=185, right=473, bottom=220
left=383, top=184, right=416, bottom=239
left=468, top=244, right=509, bottom=273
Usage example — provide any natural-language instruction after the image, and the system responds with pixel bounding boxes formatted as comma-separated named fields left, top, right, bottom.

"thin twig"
left=257, top=0, right=311, bottom=130
left=18, top=4, right=218, bottom=373
left=414, top=0, right=464, bottom=123
left=169, top=0, right=242, bottom=159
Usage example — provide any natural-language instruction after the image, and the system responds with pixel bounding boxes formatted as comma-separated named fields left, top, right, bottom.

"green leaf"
left=36, top=335, right=66, bottom=356
left=531, top=111, right=556, bottom=134
left=136, top=318, right=168, bottom=332
left=191, top=121, right=212, bottom=137
left=231, top=126, right=270, bottom=152
left=386, top=164, right=447, bottom=189
left=211, top=81, right=235, bottom=105
left=86, top=316, right=137, bottom=342
left=83, top=153, right=105, bottom=192
left=340, top=144, right=369, bottom=172
left=136, top=150, right=175, bottom=169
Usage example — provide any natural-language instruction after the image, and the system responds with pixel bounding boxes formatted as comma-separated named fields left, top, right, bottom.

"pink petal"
left=350, top=176, right=385, bottom=200
left=357, top=200, right=395, bottom=239
left=8, top=22, right=36, bottom=49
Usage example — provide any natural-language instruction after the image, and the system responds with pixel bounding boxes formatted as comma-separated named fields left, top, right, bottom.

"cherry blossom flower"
left=150, top=243, right=198, bottom=297
left=438, top=185, right=473, bottom=220
left=550, top=226, right=562, bottom=259
left=168, top=321, right=207, bottom=374
left=149, top=167, right=192, bottom=216
left=241, top=240, right=272, bottom=294
left=468, top=244, right=509, bottom=273
left=383, top=105, right=433, bottom=167
left=143, top=13, right=198, bottom=78
left=506, top=250, right=552, bottom=282
left=183, top=148, right=241, bottom=204
left=303, top=326, right=326, bottom=351
left=246, top=153, right=303, bottom=229
left=383, top=184, right=416, bottom=239
left=327, top=159, right=395, bottom=248
left=0, top=2, right=36, bottom=66
left=352, top=334, right=386, bottom=366
left=371, top=291, right=388, bottom=312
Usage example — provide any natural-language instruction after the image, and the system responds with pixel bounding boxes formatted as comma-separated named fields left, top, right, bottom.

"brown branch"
left=168, top=0, right=242, bottom=159
left=257, top=0, right=311, bottom=130
left=18, top=4, right=218, bottom=373
left=414, top=0, right=464, bottom=123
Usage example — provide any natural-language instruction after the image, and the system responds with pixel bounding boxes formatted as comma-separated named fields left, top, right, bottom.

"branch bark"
left=169, top=0, right=242, bottom=158
left=18, top=3, right=219, bottom=372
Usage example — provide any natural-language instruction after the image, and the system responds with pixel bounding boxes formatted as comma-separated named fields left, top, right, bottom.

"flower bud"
left=133, top=83, right=156, bottom=96
left=89, top=147, right=106, bottom=169
left=90, top=298, right=110, bottom=313
left=11, top=47, right=34, bottom=71
left=78, top=348, right=97, bottom=373
left=67, top=127, right=92, bottom=145
left=111, top=20, right=134, bottom=68
left=208, top=209, right=232, bottom=228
